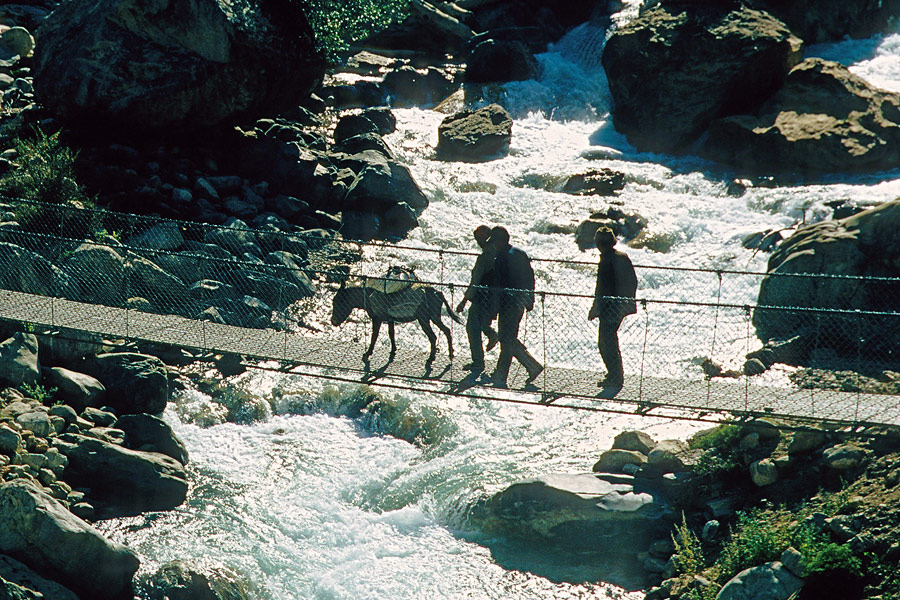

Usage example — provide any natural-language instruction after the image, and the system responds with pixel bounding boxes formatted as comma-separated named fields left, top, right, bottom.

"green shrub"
left=1, top=127, right=86, bottom=207
left=803, top=542, right=862, bottom=576
left=715, top=508, right=793, bottom=581
left=18, top=382, right=57, bottom=404
left=688, top=423, right=742, bottom=450
left=299, top=0, right=410, bottom=59
left=673, top=512, right=705, bottom=575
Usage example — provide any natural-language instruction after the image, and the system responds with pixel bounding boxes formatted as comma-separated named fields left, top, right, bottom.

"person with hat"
left=588, top=226, right=637, bottom=386
left=456, top=225, right=499, bottom=373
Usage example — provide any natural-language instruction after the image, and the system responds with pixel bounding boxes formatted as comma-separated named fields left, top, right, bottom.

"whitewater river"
left=97, top=11, right=900, bottom=600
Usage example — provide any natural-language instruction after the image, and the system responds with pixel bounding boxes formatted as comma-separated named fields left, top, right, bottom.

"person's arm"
left=588, top=259, right=602, bottom=320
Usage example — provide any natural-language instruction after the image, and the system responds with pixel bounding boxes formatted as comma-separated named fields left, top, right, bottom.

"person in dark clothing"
left=488, top=226, right=543, bottom=388
left=456, top=225, right=499, bottom=373
left=588, top=226, right=637, bottom=386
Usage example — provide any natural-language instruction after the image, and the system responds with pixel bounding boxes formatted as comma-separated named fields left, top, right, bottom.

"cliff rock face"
left=705, top=59, right=900, bottom=174
left=33, top=0, right=325, bottom=132
left=602, top=3, right=802, bottom=153
left=746, top=0, right=900, bottom=43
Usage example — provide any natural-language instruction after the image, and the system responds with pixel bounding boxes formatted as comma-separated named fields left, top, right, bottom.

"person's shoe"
left=463, top=362, right=484, bottom=373
left=525, top=364, right=544, bottom=384
left=489, top=373, right=507, bottom=388
left=485, top=334, right=499, bottom=352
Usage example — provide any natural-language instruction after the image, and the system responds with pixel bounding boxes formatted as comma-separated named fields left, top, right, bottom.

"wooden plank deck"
left=2, top=289, right=898, bottom=428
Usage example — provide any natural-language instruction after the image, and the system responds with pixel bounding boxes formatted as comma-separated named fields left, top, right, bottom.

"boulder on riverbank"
left=602, top=3, right=802, bottom=154
left=436, top=103, right=512, bottom=161
left=0, top=480, right=139, bottom=599
left=143, top=560, right=257, bottom=600
left=79, top=353, right=168, bottom=415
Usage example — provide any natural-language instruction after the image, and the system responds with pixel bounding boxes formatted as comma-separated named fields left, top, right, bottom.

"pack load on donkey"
left=331, top=266, right=461, bottom=361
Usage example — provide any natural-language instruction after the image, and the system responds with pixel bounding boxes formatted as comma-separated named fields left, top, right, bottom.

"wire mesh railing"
left=1, top=198, right=900, bottom=426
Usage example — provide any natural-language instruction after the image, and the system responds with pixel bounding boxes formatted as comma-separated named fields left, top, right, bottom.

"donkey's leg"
left=418, top=317, right=438, bottom=361
left=364, top=319, right=382, bottom=358
left=433, top=316, right=453, bottom=359
left=388, top=322, right=397, bottom=356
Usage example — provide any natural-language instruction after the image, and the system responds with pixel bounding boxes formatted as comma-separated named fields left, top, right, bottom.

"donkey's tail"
left=439, top=291, right=463, bottom=324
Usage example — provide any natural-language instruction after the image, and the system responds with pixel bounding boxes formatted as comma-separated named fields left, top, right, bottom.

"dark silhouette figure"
left=488, top=226, right=543, bottom=388
left=588, top=226, right=637, bottom=386
left=456, top=225, right=499, bottom=373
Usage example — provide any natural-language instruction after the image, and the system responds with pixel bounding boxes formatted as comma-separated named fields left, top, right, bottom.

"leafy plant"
left=18, top=382, right=57, bottom=404
left=299, top=0, right=410, bottom=59
left=688, top=423, right=742, bottom=450
left=803, top=542, right=862, bottom=576
left=714, top=508, right=793, bottom=581
left=1, top=127, right=86, bottom=207
left=672, top=512, right=705, bottom=575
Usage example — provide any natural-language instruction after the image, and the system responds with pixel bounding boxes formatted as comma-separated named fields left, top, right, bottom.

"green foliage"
left=1, top=127, right=86, bottom=207
left=803, top=542, right=862, bottom=576
left=673, top=512, right=705, bottom=575
left=715, top=508, right=793, bottom=582
left=692, top=448, right=739, bottom=477
left=688, top=423, right=742, bottom=450
left=18, top=382, right=57, bottom=404
left=299, top=0, right=410, bottom=59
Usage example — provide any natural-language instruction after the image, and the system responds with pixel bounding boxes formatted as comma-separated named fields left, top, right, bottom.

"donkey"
left=331, top=279, right=462, bottom=361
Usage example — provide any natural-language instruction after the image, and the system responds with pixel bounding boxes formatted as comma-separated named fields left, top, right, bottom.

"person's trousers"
left=598, top=316, right=625, bottom=380
left=493, top=304, right=541, bottom=382
left=465, top=302, right=496, bottom=367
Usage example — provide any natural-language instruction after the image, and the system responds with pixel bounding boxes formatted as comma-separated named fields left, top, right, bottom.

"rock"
left=744, top=418, right=781, bottom=440
left=716, top=561, right=803, bottom=600
left=14, top=412, right=50, bottom=438
left=743, top=357, right=767, bottom=376
left=0, top=425, right=21, bottom=454
left=702, top=519, right=720, bottom=542
left=143, top=560, right=257, bottom=600
left=88, top=427, right=127, bottom=445
left=335, top=132, right=394, bottom=158
left=42, top=367, right=106, bottom=411
left=563, top=169, right=627, bottom=196
left=361, top=107, right=396, bottom=135
left=746, top=0, right=900, bottom=44
left=645, top=439, right=692, bottom=475
left=0, top=333, right=39, bottom=388
left=612, top=430, right=657, bottom=454
left=127, top=222, right=184, bottom=251
left=465, top=39, right=538, bottom=83
left=204, top=218, right=256, bottom=254
left=32, top=0, right=324, bottom=132
left=0, top=555, right=79, bottom=600
left=593, top=449, right=648, bottom=473
left=0, top=480, right=139, bottom=599
left=601, top=4, right=802, bottom=153
left=752, top=199, right=900, bottom=357
left=56, top=433, right=188, bottom=516
left=483, top=472, right=672, bottom=558
left=0, top=27, right=34, bottom=61
left=436, top=103, right=513, bottom=161
left=79, top=353, right=169, bottom=415
left=822, top=444, right=865, bottom=470
left=788, top=429, right=826, bottom=455
left=117, top=413, right=188, bottom=464
left=780, top=547, right=805, bottom=577
left=63, top=243, right=127, bottom=306
left=334, top=114, right=380, bottom=145
left=739, top=432, right=760, bottom=450
left=381, top=65, right=456, bottom=107
left=750, top=458, right=778, bottom=486
left=127, top=255, right=190, bottom=312
left=343, top=159, right=429, bottom=214
left=82, top=407, right=117, bottom=428
left=705, top=59, right=900, bottom=174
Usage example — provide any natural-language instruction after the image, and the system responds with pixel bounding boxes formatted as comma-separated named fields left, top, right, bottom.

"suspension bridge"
left=2, top=199, right=900, bottom=428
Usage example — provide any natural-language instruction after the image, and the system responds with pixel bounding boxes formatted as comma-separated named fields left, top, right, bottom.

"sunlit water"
left=97, top=14, right=900, bottom=600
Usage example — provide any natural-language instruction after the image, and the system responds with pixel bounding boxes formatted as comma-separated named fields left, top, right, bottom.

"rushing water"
left=97, top=11, right=900, bottom=600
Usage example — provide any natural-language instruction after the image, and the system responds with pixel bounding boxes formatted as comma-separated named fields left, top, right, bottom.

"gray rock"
left=15, top=412, right=50, bottom=438
left=63, top=243, right=127, bottom=306
left=702, top=519, right=720, bottom=542
left=127, top=254, right=190, bottom=311
left=143, top=559, right=257, bottom=600
left=0, top=425, right=21, bottom=454
left=0, top=480, right=139, bottom=599
left=750, top=458, right=778, bottom=486
left=55, top=434, right=188, bottom=516
left=788, top=429, right=826, bottom=454
left=0, top=27, right=34, bottom=61
left=466, top=39, right=537, bottom=83
left=81, top=407, right=117, bottom=427
left=79, top=353, right=169, bottom=415
left=716, top=561, right=803, bottom=600
left=0, top=554, right=79, bottom=600
left=822, top=444, right=865, bottom=470
left=117, top=413, right=188, bottom=464
left=436, top=103, right=513, bottom=162
left=0, top=333, right=39, bottom=388
left=0, top=402, right=32, bottom=420
left=592, top=449, right=648, bottom=473
left=0, top=243, right=72, bottom=298
left=264, top=251, right=315, bottom=297
left=32, top=0, right=323, bottom=132
left=127, top=222, right=184, bottom=251
left=612, top=430, right=657, bottom=454
left=88, top=427, right=127, bottom=445
left=42, top=367, right=106, bottom=411
left=204, top=218, right=256, bottom=255
left=343, top=159, right=429, bottom=214
left=780, top=547, right=805, bottom=577
left=645, top=439, right=691, bottom=475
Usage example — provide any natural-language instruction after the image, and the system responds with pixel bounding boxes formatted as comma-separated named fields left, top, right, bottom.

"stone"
left=436, top=104, right=513, bottom=162
left=264, top=251, right=316, bottom=298
left=0, top=27, right=34, bottom=61
left=334, top=114, right=380, bottom=145
left=17, top=453, right=45, bottom=471
left=0, top=554, right=78, bottom=600
left=0, top=333, right=39, bottom=388
left=62, top=243, right=127, bottom=306
left=612, top=430, right=657, bottom=454
left=744, top=418, right=782, bottom=440
left=127, top=222, right=184, bottom=251
left=466, top=39, right=538, bottom=83
left=361, top=107, right=396, bottom=135
left=14, top=413, right=49, bottom=438
left=127, top=254, right=190, bottom=312
left=143, top=560, right=257, bottom=600
left=0, top=425, right=21, bottom=454
left=343, top=159, right=429, bottom=214
left=0, top=402, right=32, bottom=420
left=592, top=449, right=648, bottom=473
left=117, top=413, right=188, bottom=464
left=702, top=519, right=720, bottom=542
left=645, top=439, right=691, bottom=475
left=716, top=561, right=803, bottom=600
left=706, top=59, right=900, bottom=174
left=739, top=432, right=760, bottom=450
left=81, top=407, right=117, bottom=428
left=55, top=434, right=188, bottom=516
left=745, top=0, right=900, bottom=44
left=32, top=0, right=324, bottom=132
left=750, top=458, right=778, bottom=486
left=381, top=65, right=455, bottom=107
left=0, top=480, right=139, bottom=599
left=0, top=243, right=72, bottom=299
left=706, top=497, right=736, bottom=520
left=822, top=444, right=865, bottom=470
left=80, top=353, right=169, bottom=415
left=88, top=427, right=127, bottom=445
left=42, top=367, right=106, bottom=411
left=563, top=169, right=627, bottom=197
left=602, top=4, right=802, bottom=154
left=788, top=429, right=826, bottom=455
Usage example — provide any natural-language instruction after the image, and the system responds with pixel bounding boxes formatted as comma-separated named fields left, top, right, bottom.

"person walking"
left=588, top=226, right=637, bottom=386
left=488, top=226, right=543, bottom=388
left=456, top=225, right=499, bottom=373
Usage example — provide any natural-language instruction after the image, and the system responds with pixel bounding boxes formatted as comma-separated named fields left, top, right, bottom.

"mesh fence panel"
left=1, top=198, right=900, bottom=425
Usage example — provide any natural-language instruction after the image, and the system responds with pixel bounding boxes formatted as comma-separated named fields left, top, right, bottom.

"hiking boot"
left=489, top=373, right=507, bottom=388
left=525, top=364, right=544, bottom=384
left=463, top=362, right=484, bottom=373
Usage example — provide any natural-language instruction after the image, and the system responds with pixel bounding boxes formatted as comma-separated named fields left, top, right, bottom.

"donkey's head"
left=331, top=283, right=360, bottom=326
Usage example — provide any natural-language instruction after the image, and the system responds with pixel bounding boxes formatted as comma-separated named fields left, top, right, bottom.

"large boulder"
left=752, top=199, right=900, bottom=358
left=42, top=367, right=106, bottom=411
left=143, top=560, right=257, bottom=600
left=0, top=242, right=71, bottom=298
left=116, top=413, right=189, bottom=464
left=79, top=352, right=169, bottom=415
left=127, top=255, right=191, bottom=312
left=32, top=0, right=324, bottom=132
left=0, top=555, right=79, bottom=600
left=705, top=58, right=900, bottom=174
left=56, top=433, right=188, bottom=516
left=0, top=333, right=39, bottom=388
left=465, top=39, right=538, bottom=83
left=62, top=243, right=127, bottom=306
left=716, top=561, right=803, bottom=600
left=601, top=4, right=802, bottom=153
left=436, top=103, right=513, bottom=161
left=745, top=0, right=900, bottom=43
left=0, top=480, right=139, bottom=599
